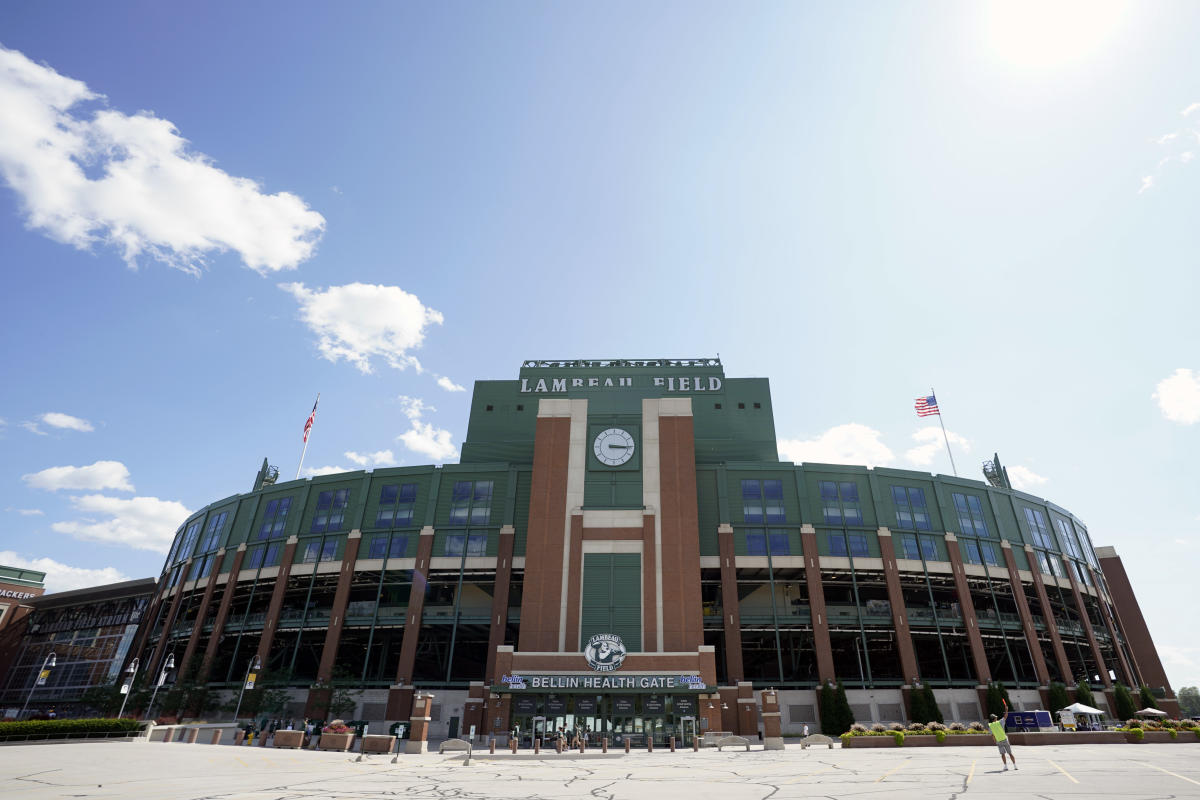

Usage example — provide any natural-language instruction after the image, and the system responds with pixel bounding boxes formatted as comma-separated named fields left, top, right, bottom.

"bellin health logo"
left=584, top=633, right=628, bottom=672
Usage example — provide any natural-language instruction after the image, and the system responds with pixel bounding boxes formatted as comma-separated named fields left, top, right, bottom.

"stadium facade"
left=27, top=359, right=1176, bottom=736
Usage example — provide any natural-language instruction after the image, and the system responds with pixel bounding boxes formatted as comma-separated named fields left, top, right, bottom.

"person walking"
left=802, top=723, right=809, bottom=737
left=988, top=714, right=1017, bottom=771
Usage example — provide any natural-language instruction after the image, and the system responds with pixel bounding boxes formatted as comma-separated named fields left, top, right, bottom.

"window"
left=1054, top=518, right=1083, bottom=560
left=892, top=486, right=932, bottom=531
left=369, top=534, right=409, bottom=559
left=263, top=542, right=282, bottom=567
left=376, top=483, right=418, bottom=527
left=199, top=511, right=228, bottom=552
left=312, top=488, right=351, bottom=533
left=259, top=497, right=292, bottom=540
left=302, top=541, right=322, bottom=563
left=828, top=531, right=869, bottom=557
left=1037, top=551, right=1065, bottom=578
left=178, top=521, right=201, bottom=560
left=952, top=493, right=989, bottom=537
left=1073, top=560, right=1092, bottom=586
left=961, top=539, right=982, bottom=565
left=321, top=540, right=338, bottom=561
left=446, top=532, right=487, bottom=556
left=742, top=479, right=785, bottom=523
left=1023, top=508, right=1054, bottom=550
left=1077, top=527, right=1099, bottom=567
left=919, top=535, right=940, bottom=560
left=449, top=481, right=494, bottom=525
left=819, top=481, right=863, bottom=525
left=898, top=533, right=921, bottom=560
left=979, top=541, right=1001, bottom=566
left=246, top=546, right=266, bottom=570
left=746, top=531, right=790, bottom=556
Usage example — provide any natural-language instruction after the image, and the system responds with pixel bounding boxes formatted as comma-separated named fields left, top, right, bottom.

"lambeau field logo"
left=583, top=633, right=627, bottom=672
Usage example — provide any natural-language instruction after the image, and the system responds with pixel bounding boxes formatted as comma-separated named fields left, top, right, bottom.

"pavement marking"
left=1138, top=762, right=1200, bottom=787
left=1047, top=759, right=1078, bottom=784
left=875, top=758, right=910, bottom=783
left=966, top=759, right=976, bottom=785
left=233, top=757, right=250, bottom=768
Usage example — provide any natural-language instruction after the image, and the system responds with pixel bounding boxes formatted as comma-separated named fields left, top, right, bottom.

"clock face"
left=593, top=428, right=636, bottom=466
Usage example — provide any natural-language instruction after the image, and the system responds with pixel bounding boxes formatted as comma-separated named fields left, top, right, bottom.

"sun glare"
left=980, top=0, right=1131, bottom=71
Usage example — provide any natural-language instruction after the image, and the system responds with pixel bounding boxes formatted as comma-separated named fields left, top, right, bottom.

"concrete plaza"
left=1, top=741, right=1198, bottom=800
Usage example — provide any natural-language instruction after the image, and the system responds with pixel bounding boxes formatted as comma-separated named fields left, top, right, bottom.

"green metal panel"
left=362, top=469, right=433, bottom=532
left=512, top=469, right=532, bottom=556
left=579, top=553, right=642, bottom=652
left=696, top=467, right=720, bottom=556
left=1011, top=546, right=1030, bottom=571
left=298, top=475, right=362, bottom=535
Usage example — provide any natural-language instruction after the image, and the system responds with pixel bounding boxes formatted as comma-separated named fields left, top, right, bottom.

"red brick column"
left=657, top=408, right=703, bottom=652
left=736, top=682, right=757, bottom=736
left=313, top=532, right=362, bottom=682
left=700, top=694, right=723, bottom=736
left=178, top=550, right=226, bottom=676
left=147, top=560, right=191, bottom=676
left=943, top=534, right=991, bottom=684
left=405, top=693, right=434, bottom=754
left=1064, top=569, right=1112, bottom=689
left=198, top=545, right=246, bottom=681
left=800, top=524, right=836, bottom=683
left=1025, top=546, right=1073, bottom=683
left=716, top=524, right=744, bottom=682
left=484, top=525, right=516, bottom=683
left=760, top=688, right=783, bottom=750
left=1092, top=570, right=1135, bottom=686
left=463, top=682, right=486, bottom=741
left=254, top=536, right=299, bottom=666
left=876, top=528, right=920, bottom=684
left=999, top=541, right=1050, bottom=685
left=641, top=511, right=658, bottom=651
left=394, top=527, right=435, bottom=685
left=718, top=686, right=738, bottom=732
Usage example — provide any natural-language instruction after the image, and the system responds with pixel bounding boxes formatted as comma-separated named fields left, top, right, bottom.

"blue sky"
left=2, top=2, right=1199, bottom=691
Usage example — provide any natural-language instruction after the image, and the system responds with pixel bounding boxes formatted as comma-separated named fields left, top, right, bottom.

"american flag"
left=914, top=394, right=940, bottom=417
left=303, top=396, right=319, bottom=442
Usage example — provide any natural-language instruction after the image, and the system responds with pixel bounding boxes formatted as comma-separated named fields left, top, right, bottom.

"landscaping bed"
left=0, top=718, right=143, bottom=744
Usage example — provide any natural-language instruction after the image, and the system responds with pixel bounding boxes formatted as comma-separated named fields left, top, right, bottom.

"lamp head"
left=251, top=655, right=262, bottom=670
left=46, top=653, right=57, bottom=667
left=164, top=654, right=175, bottom=669
left=126, top=657, right=139, bottom=672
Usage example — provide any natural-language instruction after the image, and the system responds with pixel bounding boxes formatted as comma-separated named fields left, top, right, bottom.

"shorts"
left=996, top=739, right=1012, bottom=756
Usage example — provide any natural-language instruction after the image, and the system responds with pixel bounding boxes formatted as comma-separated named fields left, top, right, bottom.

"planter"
left=272, top=730, right=304, bottom=749
left=842, top=733, right=994, bottom=748
left=1128, top=730, right=1198, bottom=744
left=361, top=734, right=397, bottom=754
left=842, top=735, right=898, bottom=748
left=1009, top=732, right=1125, bottom=746
left=318, top=732, right=355, bottom=751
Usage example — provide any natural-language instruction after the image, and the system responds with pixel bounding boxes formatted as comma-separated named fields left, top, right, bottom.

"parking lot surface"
left=1, top=741, right=1198, bottom=800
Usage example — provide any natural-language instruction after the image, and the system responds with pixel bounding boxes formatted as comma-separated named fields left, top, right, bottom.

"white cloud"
left=1183, top=152, right=1196, bottom=164
left=437, top=376, right=466, bottom=392
left=39, top=412, right=94, bottom=432
left=904, top=426, right=971, bottom=467
left=12, top=508, right=44, bottom=516
left=0, top=550, right=130, bottom=593
left=1007, top=465, right=1048, bottom=491
left=0, top=45, right=324, bottom=275
left=281, top=282, right=444, bottom=374
left=398, top=395, right=435, bottom=420
left=1138, top=175, right=1154, bottom=194
left=22, top=460, right=134, bottom=492
left=51, top=494, right=190, bottom=553
left=20, top=420, right=47, bottom=435
left=398, top=420, right=459, bottom=462
left=778, top=423, right=895, bottom=467
left=1182, top=102, right=1200, bottom=117
left=303, top=465, right=350, bottom=477
left=1153, top=368, right=1200, bottom=424
left=344, top=449, right=397, bottom=467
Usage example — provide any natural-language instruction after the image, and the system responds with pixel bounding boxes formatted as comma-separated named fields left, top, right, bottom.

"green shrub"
left=1127, top=727, right=1144, bottom=740
left=1138, top=685, right=1158, bottom=710
left=0, top=718, right=141, bottom=739
left=1114, top=684, right=1137, bottom=721
left=1047, top=682, right=1070, bottom=712
left=891, top=730, right=905, bottom=746
left=1075, top=681, right=1095, bottom=708
left=935, top=729, right=947, bottom=743
left=1168, top=728, right=1178, bottom=740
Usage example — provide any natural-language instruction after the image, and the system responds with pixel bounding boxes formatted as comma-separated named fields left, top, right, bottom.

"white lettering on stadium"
left=0, top=589, right=38, bottom=599
left=520, top=376, right=722, bottom=394
left=513, top=674, right=705, bottom=690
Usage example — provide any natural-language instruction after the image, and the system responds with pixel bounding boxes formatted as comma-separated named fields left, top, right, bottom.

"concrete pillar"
left=760, top=689, right=784, bottom=750
left=405, top=693, right=434, bottom=754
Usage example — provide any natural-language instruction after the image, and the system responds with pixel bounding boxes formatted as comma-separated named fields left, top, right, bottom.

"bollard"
left=602, top=737, right=608, bottom=754
left=692, top=737, right=699, bottom=752
left=556, top=738, right=562, bottom=754
left=534, top=738, right=540, bottom=755
left=187, top=728, right=200, bottom=744
left=579, top=741, right=584, bottom=753
left=669, top=736, right=675, bottom=752
left=160, top=727, right=173, bottom=743
left=211, top=729, right=223, bottom=745
left=647, top=737, right=653, bottom=753
left=234, top=730, right=245, bottom=746
left=489, top=739, right=496, bottom=755
left=624, top=738, right=630, bottom=753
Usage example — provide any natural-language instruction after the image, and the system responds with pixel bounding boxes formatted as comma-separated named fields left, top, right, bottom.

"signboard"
left=245, top=672, right=257, bottom=690
left=513, top=696, right=537, bottom=714
left=574, top=697, right=597, bottom=714
left=583, top=634, right=628, bottom=672
left=0, top=590, right=38, bottom=599
left=36, top=669, right=50, bottom=686
left=1059, top=711, right=1076, bottom=730
left=674, top=697, right=696, bottom=715
left=120, top=682, right=131, bottom=695
left=613, top=697, right=635, bottom=714
left=545, top=697, right=567, bottom=714
left=495, top=674, right=705, bottom=691
left=643, top=696, right=664, bottom=714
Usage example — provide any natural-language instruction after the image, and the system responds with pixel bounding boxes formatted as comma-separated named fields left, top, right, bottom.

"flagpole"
left=296, top=393, right=319, bottom=480
left=931, top=386, right=958, bottom=476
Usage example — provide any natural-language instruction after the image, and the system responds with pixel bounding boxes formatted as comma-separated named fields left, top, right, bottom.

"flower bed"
left=0, top=718, right=143, bottom=743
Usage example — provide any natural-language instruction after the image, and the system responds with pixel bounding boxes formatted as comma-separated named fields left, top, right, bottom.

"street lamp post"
left=144, top=653, right=176, bottom=721
left=20, top=651, right=56, bottom=719
left=118, top=658, right=140, bottom=718
left=232, top=655, right=262, bottom=723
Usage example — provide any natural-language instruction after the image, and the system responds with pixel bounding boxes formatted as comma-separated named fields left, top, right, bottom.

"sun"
left=979, top=0, right=1131, bottom=71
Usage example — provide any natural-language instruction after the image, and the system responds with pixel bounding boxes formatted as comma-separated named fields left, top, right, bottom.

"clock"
left=593, top=428, right=636, bottom=466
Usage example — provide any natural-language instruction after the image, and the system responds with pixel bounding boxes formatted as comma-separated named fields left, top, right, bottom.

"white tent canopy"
left=1058, top=702, right=1105, bottom=716
left=1135, top=707, right=1167, bottom=717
